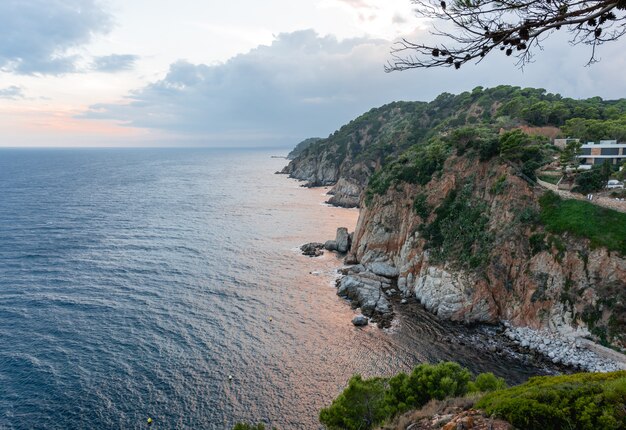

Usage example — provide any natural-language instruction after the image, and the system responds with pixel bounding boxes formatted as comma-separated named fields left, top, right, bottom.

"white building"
left=577, top=140, right=626, bottom=167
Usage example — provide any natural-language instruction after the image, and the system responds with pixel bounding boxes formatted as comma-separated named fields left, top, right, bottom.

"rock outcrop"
left=337, top=267, right=395, bottom=327
left=351, top=154, right=626, bottom=349
left=286, top=87, right=626, bottom=354
left=300, top=242, right=324, bottom=257
left=281, top=101, right=434, bottom=207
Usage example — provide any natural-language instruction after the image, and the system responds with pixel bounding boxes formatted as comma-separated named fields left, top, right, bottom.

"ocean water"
left=0, top=148, right=550, bottom=429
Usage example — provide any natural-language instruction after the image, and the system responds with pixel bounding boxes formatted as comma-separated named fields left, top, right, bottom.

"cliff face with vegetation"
left=286, top=86, right=626, bottom=349
left=353, top=154, right=626, bottom=348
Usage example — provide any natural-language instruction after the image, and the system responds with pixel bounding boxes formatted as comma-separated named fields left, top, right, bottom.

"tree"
left=386, top=0, right=626, bottom=71
left=319, top=375, right=388, bottom=430
left=560, top=139, right=582, bottom=171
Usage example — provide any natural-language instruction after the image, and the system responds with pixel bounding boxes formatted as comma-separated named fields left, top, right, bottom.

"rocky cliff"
left=281, top=100, right=432, bottom=207
left=286, top=86, right=626, bottom=350
left=350, top=154, right=626, bottom=349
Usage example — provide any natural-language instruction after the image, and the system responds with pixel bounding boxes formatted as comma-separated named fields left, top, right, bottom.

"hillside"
left=286, top=137, right=322, bottom=159
left=284, top=86, right=626, bottom=351
left=282, top=85, right=626, bottom=207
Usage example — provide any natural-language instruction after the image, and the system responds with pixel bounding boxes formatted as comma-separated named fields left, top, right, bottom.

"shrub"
left=320, top=362, right=475, bottom=430
left=421, top=184, right=492, bottom=269
left=319, top=375, right=388, bottom=430
left=232, top=423, right=273, bottom=430
left=573, top=164, right=613, bottom=194
left=364, top=138, right=451, bottom=204
left=469, top=372, right=507, bottom=393
left=529, top=233, right=547, bottom=255
left=490, top=174, right=507, bottom=195
left=477, top=371, right=626, bottom=430
left=412, top=193, right=430, bottom=219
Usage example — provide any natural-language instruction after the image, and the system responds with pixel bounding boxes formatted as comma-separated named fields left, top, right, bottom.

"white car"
left=606, top=180, right=624, bottom=189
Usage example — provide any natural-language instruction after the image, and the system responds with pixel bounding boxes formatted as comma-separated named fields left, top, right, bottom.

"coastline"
left=293, top=180, right=626, bottom=375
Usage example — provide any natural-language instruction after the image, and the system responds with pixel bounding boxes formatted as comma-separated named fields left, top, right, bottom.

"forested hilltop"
left=282, top=85, right=626, bottom=207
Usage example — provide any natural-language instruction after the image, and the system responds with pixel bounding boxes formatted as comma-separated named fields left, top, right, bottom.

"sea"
left=0, top=148, right=552, bottom=429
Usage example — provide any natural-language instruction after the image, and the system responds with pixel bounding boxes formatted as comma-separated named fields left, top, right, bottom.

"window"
left=601, top=147, right=619, bottom=156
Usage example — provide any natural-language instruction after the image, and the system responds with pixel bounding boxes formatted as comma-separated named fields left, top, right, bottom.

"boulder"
left=336, top=227, right=351, bottom=253
left=344, top=253, right=358, bottom=265
left=352, top=315, right=368, bottom=326
left=337, top=274, right=392, bottom=319
left=300, top=242, right=324, bottom=257
left=368, top=262, right=399, bottom=278
left=324, top=240, right=338, bottom=251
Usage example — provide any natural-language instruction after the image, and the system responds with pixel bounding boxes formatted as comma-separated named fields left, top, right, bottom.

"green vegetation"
left=573, top=163, right=613, bottom=194
left=490, top=174, right=508, bottom=194
left=293, top=86, right=626, bottom=204
left=319, top=362, right=503, bottom=430
left=539, top=191, right=626, bottom=254
left=420, top=184, right=492, bottom=270
left=537, top=174, right=560, bottom=185
left=562, top=115, right=626, bottom=142
left=319, top=375, right=389, bottom=430
left=499, top=129, right=551, bottom=181
left=287, top=137, right=321, bottom=159
left=412, top=193, right=430, bottom=219
left=319, top=362, right=625, bottom=430
left=559, top=139, right=583, bottom=169
left=232, top=423, right=278, bottom=430
left=477, top=371, right=626, bottom=430
left=365, top=138, right=450, bottom=203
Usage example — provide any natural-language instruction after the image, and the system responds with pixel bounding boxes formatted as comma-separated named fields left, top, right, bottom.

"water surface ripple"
left=0, top=149, right=550, bottom=429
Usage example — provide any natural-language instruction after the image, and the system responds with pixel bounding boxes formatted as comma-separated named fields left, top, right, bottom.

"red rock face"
left=351, top=155, right=626, bottom=349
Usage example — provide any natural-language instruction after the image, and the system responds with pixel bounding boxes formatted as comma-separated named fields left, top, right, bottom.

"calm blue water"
left=0, top=148, right=550, bottom=429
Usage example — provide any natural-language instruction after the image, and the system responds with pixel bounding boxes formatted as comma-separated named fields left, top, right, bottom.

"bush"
left=364, top=138, right=451, bottom=204
left=529, top=233, right=547, bottom=255
left=319, top=375, right=388, bottom=430
left=320, top=362, right=477, bottom=429
left=573, top=164, right=612, bottom=194
left=232, top=423, right=273, bottom=430
left=412, top=193, right=430, bottom=219
left=385, top=362, right=472, bottom=413
left=477, top=371, right=626, bottom=430
left=468, top=372, right=507, bottom=393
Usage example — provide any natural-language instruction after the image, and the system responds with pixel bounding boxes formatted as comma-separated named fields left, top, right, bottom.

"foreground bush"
left=319, top=362, right=501, bottom=430
left=477, top=371, right=626, bottom=430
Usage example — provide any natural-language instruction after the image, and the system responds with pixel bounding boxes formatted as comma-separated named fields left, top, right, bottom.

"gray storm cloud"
left=82, top=29, right=626, bottom=145
left=0, top=0, right=135, bottom=75
left=0, top=86, right=24, bottom=100
left=91, top=54, right=140, bottom=73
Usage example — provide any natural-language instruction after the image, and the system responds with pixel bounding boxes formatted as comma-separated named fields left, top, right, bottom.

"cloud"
left=0, top=86, right=24, bottom=99
left=0, top=0, right=112, bottom=75
left=91, top=54, right=139, bottom=72
left=81, top=29, right=626, bottom=146
left=82, top=30, right=401, bottom=142
left=336, top=0, right=372, bottom=8
left=392, top=13, right=407, bottom=24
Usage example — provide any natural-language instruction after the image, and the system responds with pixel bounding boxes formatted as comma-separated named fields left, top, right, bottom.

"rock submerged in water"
left=300, top=242, right=324, bottom=257
left=352, top=314, right=368, bottom=326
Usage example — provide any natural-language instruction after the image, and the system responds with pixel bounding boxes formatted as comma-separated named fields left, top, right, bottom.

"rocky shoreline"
left=502, top=324, right=626, bottom=373
left=302, top=225, right=626, bottom=374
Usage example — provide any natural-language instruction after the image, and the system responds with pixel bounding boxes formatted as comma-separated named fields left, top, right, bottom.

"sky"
left=1, top=0, right=625, bottom=148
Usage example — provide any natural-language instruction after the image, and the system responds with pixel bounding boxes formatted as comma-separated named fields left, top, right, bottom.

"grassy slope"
left=539, top=191, right=626, bottom=255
